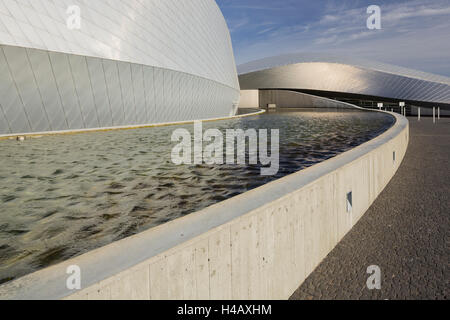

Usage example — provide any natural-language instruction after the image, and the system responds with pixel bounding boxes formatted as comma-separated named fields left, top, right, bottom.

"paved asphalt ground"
left=290, top=116, right=449, bottom=300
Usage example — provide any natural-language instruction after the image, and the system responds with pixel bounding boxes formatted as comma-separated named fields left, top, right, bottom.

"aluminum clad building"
left=0, top=0, right=240, bottom=136
left=239, top=53, right=450, bottom=109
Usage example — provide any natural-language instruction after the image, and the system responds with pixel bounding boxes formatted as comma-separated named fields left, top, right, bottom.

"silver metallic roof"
left=238, top=52, right=450, bottom=86
left=0, top=0, right=239, bottom=90
left=238, top=53, right=450, bottom=106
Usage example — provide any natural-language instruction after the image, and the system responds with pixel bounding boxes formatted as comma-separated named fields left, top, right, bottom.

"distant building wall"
left=239, top=90, right=259, bottom=109
left=259, top=90, right=355, bottom=109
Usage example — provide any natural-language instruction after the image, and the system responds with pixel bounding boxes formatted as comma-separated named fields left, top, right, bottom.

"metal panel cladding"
left=0, top=0, right=240, bottom=135
left=238, top=53, right=450, bottom=107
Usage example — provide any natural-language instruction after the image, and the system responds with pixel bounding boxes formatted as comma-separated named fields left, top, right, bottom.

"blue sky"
left=216, top=0, right=450, bottom=76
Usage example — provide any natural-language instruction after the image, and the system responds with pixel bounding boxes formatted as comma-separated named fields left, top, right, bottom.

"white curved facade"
left=239, top=53, right=450, bottom=108
left=0, top=0, right=240, bottom=135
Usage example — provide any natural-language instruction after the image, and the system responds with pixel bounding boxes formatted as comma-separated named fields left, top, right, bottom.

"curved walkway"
left=291, top=117, right=449, bottom=300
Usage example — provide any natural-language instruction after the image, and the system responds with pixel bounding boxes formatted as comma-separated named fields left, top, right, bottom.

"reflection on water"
left=0, top=109, right=394, bottom=283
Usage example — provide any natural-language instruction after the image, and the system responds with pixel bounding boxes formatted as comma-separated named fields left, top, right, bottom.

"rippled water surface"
left=0, top=109, right=394, bottom=283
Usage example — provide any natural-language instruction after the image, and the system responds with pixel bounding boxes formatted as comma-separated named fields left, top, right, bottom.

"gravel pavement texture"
left=290, top=117, right=449, bottom=300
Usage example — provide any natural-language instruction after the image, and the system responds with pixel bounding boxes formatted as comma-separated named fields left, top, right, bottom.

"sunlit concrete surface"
left=0, top=0, right=240, bottom=136
left=291, top=117, right=449, bottom=300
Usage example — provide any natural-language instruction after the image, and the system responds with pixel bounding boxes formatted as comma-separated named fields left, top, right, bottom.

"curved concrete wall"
left=0, top=0, right=240, bottom=135
left=0, top=97, right=409, bottom=300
